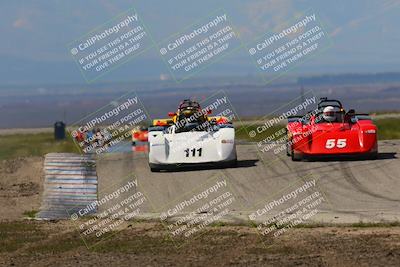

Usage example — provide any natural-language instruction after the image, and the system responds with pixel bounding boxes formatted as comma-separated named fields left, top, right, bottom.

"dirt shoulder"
left=0, top=220, right=399, bottom=266
left=0, top=157, right=44, bottom=221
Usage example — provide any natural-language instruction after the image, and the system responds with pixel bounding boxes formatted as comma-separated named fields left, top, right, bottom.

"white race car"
left=148, top=99, right=237, bottom=172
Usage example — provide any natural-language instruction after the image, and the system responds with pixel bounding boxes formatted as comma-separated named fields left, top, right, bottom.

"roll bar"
left=317, top=97, right=343, bottom=109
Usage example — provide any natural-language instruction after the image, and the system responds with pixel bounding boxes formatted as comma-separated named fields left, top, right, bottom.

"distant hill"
left=298, top=73, right=400, bottom=86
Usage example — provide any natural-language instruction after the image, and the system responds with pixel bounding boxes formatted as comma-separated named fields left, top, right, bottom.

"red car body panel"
left=287, top=117, right=378, bottom=156
left=132, top=130, right=148, bottom=142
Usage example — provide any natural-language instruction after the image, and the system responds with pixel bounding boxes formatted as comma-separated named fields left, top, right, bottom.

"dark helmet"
left=178, top=99, right=201, bottom=116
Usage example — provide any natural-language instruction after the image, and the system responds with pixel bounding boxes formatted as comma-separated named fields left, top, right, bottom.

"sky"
left=1, top=0, right=399, bottom=85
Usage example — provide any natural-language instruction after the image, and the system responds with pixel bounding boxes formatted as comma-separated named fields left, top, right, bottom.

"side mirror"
left=168, top=112, right=176, bottom=117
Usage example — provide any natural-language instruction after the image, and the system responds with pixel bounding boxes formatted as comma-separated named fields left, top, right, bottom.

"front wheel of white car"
left=231, top=158, right=238, bottom=167
left=221, top=158, right=237, bottom=168
left=149, top=164, right=162, bottom=172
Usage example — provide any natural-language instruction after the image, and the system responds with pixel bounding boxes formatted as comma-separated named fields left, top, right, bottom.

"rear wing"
left=151, top=116, right=232, bottom=128
left=318, top=97, right=343, bottom=109
left=148, top=126, right=166, bottom=132
left=152, top=118, right=173, bottom=126
left=208, top=116, right=232, bottom=124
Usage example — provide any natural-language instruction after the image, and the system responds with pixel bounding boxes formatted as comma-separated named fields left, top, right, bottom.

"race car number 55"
left=325, top=139, right=347, bottom=149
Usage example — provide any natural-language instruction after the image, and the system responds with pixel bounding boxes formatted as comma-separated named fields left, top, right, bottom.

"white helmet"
left=322, top=106, right=336, bottom=122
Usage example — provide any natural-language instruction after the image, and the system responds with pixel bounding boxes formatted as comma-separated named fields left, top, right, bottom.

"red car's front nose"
left=292, top=123, right=378, bottom=155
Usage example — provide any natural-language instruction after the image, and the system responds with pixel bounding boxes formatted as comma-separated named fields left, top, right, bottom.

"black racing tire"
left=286, top=141, right=291, bottom=157
left=149, top=163, right=162, bottom=172
left=230, top=158, right=238, bottom=168
left=220, top=159, right=237, bottom=168
left=286, top=130, right=291, bottom=157
left=366, top=151, right=378, bottom=160
left=291, top=150, right=303, bottom=161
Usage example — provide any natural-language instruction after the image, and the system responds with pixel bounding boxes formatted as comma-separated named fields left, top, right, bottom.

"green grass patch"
left=236, top=118, right=400, bottom=141
left=349, top=221, right=400, bottom=228
left=209, top=221, right=227, bottom=227
left=23, top=210, right=38, bottom=219
left=0, top=132, right=79, bottom=160
left=0, top=221, right=44, bottom=253
left=91, top=234, right=173, bottom=253
left=375, top=118, right=400, bottom=140
left=28, top=232, right=84, bottom=254
left=236, top=124, right=285, bottom=142
left=1, top=220, right=399, bottom=255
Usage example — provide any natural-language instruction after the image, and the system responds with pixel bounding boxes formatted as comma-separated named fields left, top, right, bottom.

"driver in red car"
left=321, top=106, right=343, bottom=123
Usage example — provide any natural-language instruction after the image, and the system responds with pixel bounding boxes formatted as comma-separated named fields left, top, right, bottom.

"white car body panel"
left=148, top=125, right=236, bottom=166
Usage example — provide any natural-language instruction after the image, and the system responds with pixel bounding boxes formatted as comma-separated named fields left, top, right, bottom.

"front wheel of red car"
left=291, top=150, right=303, bottom=161
left=366, top=151, right=378, bottom=160
left=286, top=142, right=291, bottom=157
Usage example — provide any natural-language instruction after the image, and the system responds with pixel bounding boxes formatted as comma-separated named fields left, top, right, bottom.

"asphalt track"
left=96, top=140, right=400, bottom=224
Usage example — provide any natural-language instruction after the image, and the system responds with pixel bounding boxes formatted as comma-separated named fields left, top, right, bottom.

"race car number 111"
left=185, top=148, right=203, bottom=157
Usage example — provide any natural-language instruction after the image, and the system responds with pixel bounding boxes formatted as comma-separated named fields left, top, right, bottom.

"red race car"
left=286, top=97, right=378, bottom=161
left=131, top=126, right=148, bottom=152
